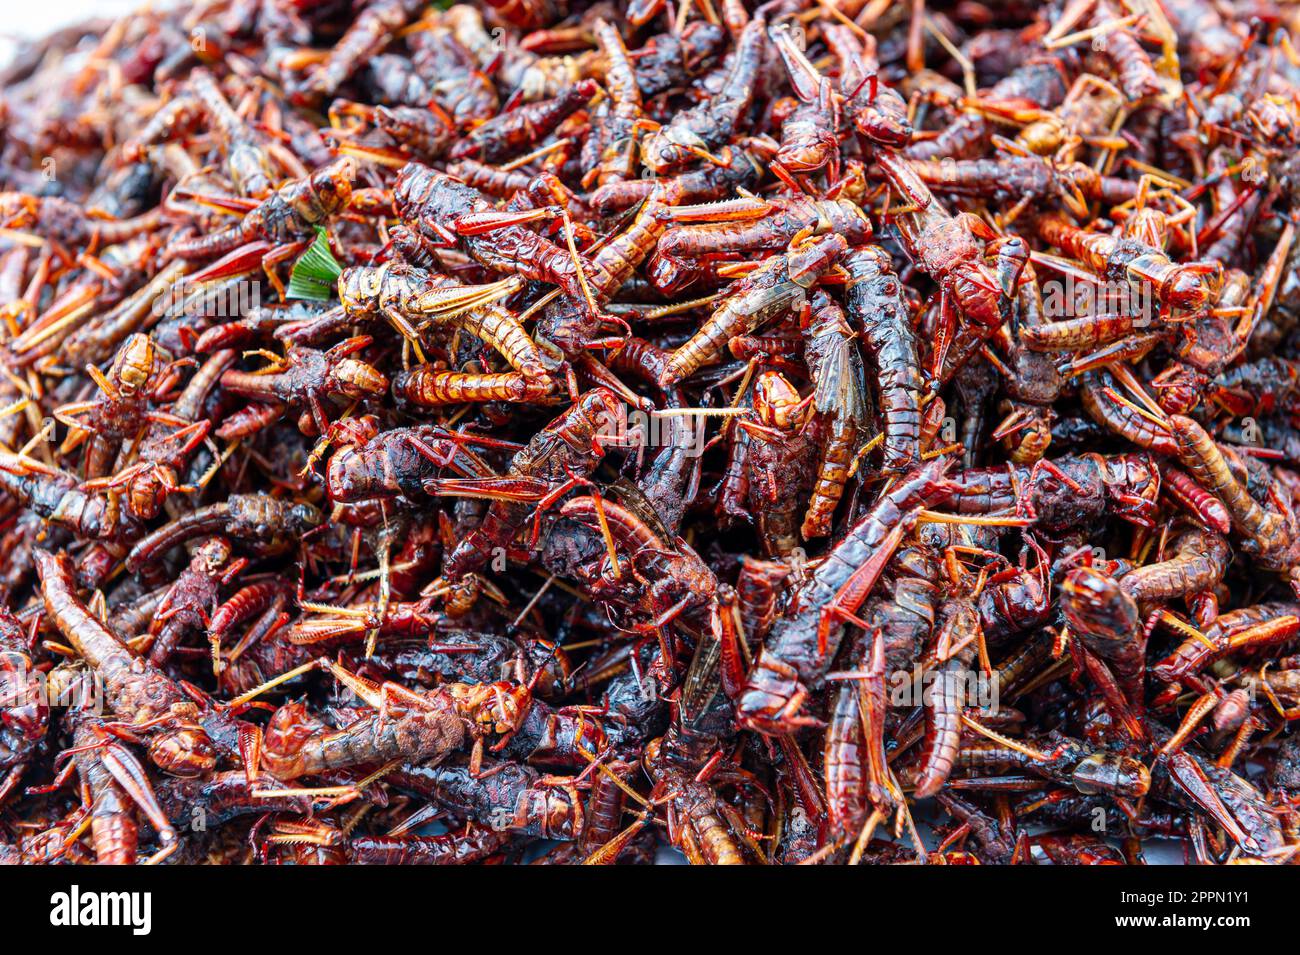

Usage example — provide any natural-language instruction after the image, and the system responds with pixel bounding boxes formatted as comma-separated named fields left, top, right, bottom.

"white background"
left=0, top=0, right=146, bottom=67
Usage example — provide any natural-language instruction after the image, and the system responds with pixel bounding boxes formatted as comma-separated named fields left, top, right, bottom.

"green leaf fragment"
left=286, top=227, right=343, bottom=301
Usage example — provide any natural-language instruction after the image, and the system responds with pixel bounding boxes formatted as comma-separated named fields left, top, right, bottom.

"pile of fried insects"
left=2, top=0, right=1300, bottom=866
